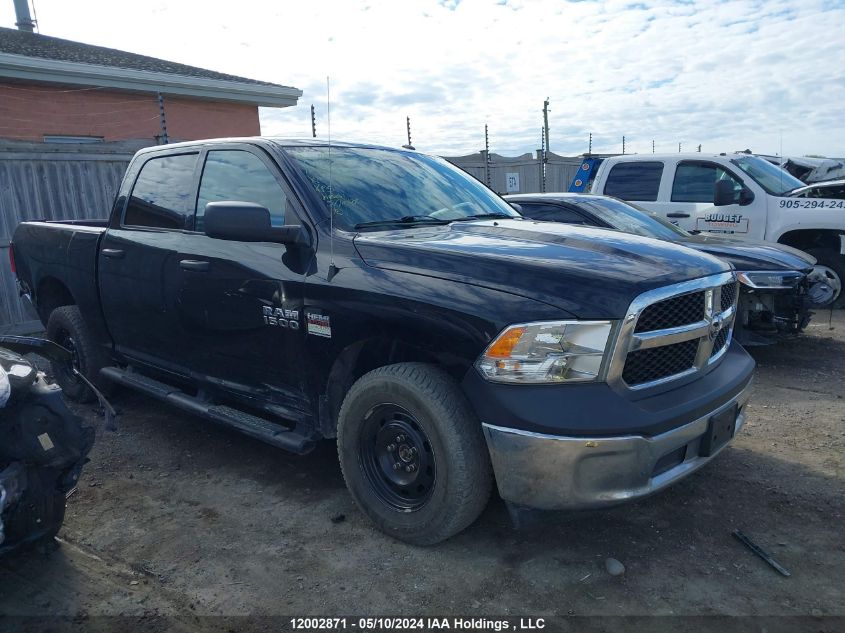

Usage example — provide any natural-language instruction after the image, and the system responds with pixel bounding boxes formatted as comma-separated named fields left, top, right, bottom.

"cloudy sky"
left=2, top=0, right=843, bottom=157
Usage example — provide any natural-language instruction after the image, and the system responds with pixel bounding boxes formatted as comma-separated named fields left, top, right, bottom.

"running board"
left=100, top=367, right=316, bottom=454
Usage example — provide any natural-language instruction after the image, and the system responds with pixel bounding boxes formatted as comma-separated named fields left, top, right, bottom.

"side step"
left=100, top=367, right=316, bottom=454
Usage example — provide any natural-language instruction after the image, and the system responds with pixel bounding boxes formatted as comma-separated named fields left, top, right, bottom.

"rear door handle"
left=101, top=248, right=125, bottom=259
left=179, top=259, right=210, bottom=272
left=667, top=213, right=691, bottom=218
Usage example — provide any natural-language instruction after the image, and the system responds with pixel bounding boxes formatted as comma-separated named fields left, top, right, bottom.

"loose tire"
left=806, top=249, right=845, bottom=308
left=337, top=363, right=493, bottom=545
left=46, top=306, right=109, bottom=403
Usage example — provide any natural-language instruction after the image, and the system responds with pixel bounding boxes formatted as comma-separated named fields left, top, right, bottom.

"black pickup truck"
left=11, top=139, right=755, bottom=544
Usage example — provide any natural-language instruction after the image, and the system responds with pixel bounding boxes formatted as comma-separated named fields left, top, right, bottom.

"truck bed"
left=12, top=221, right=106, bottom=327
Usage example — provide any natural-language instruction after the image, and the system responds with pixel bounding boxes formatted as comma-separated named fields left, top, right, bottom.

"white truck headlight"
left=737, top=271, right=803, bottom=290
left=476, top=321, right=615, bottom=384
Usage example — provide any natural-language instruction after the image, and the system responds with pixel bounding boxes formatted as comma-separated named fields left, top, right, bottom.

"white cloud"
left=2, top=0, right=843, bottom=157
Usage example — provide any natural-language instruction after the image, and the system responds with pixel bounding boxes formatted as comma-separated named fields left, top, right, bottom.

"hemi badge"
left=306, top=313, right=332, bottom=338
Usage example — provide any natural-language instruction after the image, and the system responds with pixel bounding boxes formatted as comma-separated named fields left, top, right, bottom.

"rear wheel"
left=337, top=363, right=493, bottom=545
left=46, top=306, right=109, bottom=403
left=806, top=249, right=844, bottom=308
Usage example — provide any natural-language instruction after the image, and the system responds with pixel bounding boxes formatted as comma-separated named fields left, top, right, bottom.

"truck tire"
left=807, top=249, right=845, bottom=308
left=46, top=306, right=108, bottom=403
left=337, top=363, right=493, bottom=545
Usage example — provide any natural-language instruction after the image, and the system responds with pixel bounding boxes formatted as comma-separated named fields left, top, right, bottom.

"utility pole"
left=543, top=98, right=550, bottom=155
left=402, top=116, right=414, bottom=150
left=679, top=142, right=682, bottom=153
left=311, top=105, right=317, bottom=138
left=540, top=128, right=547, bottom=193
left=589, top=133, right=592, bottom=155
left=652, top=139, right=655, bottom=154
left=157, top=92, right=169, bottom=144
left=484, top=124, right=491, bottom=188
left=622, top=136, right=626, bottom=155
left=697, top=144, right=702, bottom=153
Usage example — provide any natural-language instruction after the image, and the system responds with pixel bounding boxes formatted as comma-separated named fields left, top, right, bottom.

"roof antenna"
left=327, top=75, right=340, bottom=283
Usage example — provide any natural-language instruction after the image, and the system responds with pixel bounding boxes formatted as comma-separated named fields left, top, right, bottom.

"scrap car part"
left=0, top=340, right=96, bottom=555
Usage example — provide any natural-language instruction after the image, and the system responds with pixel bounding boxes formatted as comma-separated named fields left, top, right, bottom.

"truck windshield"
left=730, top=155, right=805, bottom=196
left=582, top=197, right=690, bottom=241
left=284, top=146, right=519, bottom=230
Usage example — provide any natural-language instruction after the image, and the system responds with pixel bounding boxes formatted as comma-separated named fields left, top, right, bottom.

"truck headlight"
left=737, top=271, right=804, bottom=290
left=476, top=321, right=615, bottom=384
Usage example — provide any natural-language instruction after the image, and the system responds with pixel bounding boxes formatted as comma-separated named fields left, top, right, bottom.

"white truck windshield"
left=731, top=156, right=805, bottom=196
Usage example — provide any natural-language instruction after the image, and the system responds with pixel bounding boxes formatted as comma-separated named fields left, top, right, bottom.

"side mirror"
left=203, top=202, right=309, bottom=246
left=738, top=187, right=755, bottom=206
left=713, top=180, right=736, bottom=206
left=510, top=203, right=523, bottom=214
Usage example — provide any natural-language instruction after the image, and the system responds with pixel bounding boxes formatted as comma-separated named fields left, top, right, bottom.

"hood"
left=678, top=235, right=815, bottom=272
left=354, top=219, right=730, bottom=319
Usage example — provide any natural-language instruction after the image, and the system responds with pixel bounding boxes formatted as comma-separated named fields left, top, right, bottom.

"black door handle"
left=101, top=248, right=125, bottom=259
left=667, top=212, right=691, bottom=218
left=179, top=259, right=210, bottom=272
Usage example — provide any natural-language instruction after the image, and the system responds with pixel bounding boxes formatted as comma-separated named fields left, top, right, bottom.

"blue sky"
left=2, top=0, right=843, bottom=157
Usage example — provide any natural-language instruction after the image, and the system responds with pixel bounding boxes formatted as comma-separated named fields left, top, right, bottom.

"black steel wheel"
left=337, top=363, right=493, bottom=545
left=359, top=404, right=436, bottom=512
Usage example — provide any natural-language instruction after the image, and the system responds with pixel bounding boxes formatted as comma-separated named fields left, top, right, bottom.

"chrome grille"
left=634, top=291, right=705, bottom=333
left=608, top=272, right=738, bottom=390
left=622, top=339, right=699, bottom=385
left=710, top=327, right=729, bottom=357
left=720, top=282, right=738, bottom=312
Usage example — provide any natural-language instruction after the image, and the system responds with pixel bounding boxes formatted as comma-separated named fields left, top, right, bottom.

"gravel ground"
left=1, top=313, right=843, bottom=628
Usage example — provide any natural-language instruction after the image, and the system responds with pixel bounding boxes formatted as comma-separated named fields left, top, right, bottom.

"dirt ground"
left=1, top=313, right=843, bottom=627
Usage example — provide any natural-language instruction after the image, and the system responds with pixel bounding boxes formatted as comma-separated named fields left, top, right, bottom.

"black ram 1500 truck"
left=11, top=139, right=755, bottom=544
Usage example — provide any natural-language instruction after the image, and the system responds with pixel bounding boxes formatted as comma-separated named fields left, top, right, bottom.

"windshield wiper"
left=452, top=212, right=515, bottom=221
left=354, top=215, right=450, bottom=230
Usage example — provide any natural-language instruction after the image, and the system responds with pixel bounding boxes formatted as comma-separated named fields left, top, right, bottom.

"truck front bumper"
left=480, top=376, right=753, bottom=511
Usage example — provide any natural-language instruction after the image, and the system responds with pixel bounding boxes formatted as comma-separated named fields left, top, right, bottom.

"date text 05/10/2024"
left=289, top=617, right=547, bottom=631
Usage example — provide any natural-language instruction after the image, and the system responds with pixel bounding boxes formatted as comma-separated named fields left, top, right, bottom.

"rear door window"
left=124, top=154, right=198, bottom=229
left=603, top=162, right=663, bottom=201
left=671, top=161, right=743, bottom=203
left=195, top=150, right=288, bottom=231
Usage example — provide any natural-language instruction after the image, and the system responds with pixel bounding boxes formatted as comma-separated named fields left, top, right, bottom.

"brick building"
left=0, top=14, right=302, bottom=333
left=0, top=26, right=301, bottom=143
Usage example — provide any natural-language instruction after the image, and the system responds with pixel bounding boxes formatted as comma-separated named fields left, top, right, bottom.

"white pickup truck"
left=590, top=153, right=845, bottom=306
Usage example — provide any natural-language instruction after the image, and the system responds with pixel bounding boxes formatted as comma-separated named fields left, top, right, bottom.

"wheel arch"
left=777, top=228, right=844, bottom=253
left=35, top=276, right=76, bottom=325
left=318, top=335, right=478, bottom=438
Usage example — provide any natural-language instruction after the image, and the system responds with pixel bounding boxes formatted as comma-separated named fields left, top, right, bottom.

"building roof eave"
left=0, top=53, right=302, bottom=107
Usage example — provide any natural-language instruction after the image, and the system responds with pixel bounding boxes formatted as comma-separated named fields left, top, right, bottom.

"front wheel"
left=337, top=363, right=493, bottom=545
